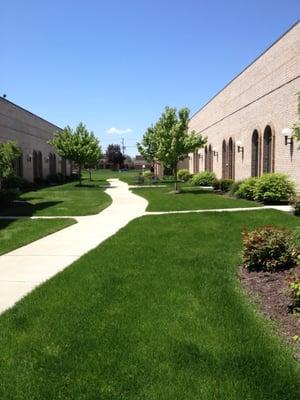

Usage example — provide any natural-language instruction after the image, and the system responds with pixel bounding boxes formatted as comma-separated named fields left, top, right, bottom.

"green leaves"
left=50, top=122, right=102, bottom=166
left=0, top=141, right=22, bottom=188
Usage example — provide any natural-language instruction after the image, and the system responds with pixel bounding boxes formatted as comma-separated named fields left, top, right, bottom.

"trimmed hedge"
left=242, top=226, right=299, bottom=272
left=177, top=169, right=191, bottom=182
left=191, top=171, right=216, bottom=186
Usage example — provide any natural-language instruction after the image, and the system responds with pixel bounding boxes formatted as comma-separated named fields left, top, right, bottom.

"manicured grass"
left=0, top=218, right=76, bottom=255
left=132, top=186, right=260, bottom=211
left=0, top=210, right=299, bottom=399
left=0, top=177, right=112, bottom=216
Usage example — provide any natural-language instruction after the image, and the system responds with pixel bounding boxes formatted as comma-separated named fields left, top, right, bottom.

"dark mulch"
left=239, top=266, right=300, bottom=358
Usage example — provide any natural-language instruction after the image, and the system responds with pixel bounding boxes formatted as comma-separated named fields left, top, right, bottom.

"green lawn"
left=0, top=177, right=112, bottom=216
left=132, top=186, right=260, bottom=211
left=0, top=210, right=299, bottom=399
left=0, top=218, right=75, bottom=255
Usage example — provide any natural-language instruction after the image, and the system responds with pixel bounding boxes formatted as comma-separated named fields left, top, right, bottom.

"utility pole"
left=121, top=138, right=126, bottom=154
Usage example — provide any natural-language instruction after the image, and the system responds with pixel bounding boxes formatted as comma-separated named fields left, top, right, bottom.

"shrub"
left=177, top=169, right=190, bottom=182
left=290, top=281, right=300, bottom=311
left=46, top=173, right=67, bottom=184
left=253, top=173, right=295, bottom=204
left=0, top=188, right=20, bottom=205
left=143, top=170, right=152, bottom=178
left=241, top=226, right=298, bottom=272
left=213, top=178, right=234, bottom=192
left=236, top=177, right=257, bottom=200
left=289, top=195, right=300, bottom=216
left=3, top=175, right=31, bottom=190
left=191, top=171, right=217, bottom=186
left=229, top=180, right=243, bottom=196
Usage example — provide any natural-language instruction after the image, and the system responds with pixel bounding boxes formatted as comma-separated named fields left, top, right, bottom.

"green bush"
left=0, top=188, right=20, bottom=206
left=213, top=178, right=234, bottom=192
left=229, top=180, right=243, bottom=196
left=236, top=177, right=257, bottom=200
left=46, top=173, right=67, bottom=184
left=242, top=226, right=298, bottom=272
left=177, top=169, right=191, bottom=182
left=289, top=195, right=300, bottom=216
left=191, top=171, right=216, bottom=186
left=143, top=170, right=152, bottom=178
left=253, top=173, right=295, bottom=204
left=3, top=175, right=31, bottom=190
left=290, top=281, right=300, bottom=311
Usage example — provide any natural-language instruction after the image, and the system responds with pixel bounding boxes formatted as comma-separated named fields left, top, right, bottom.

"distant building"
left=0, top=97, right=71, bottom=181
left=186, top=22, right=300, bottom=187
left=133, top=155, right=151, bottom=169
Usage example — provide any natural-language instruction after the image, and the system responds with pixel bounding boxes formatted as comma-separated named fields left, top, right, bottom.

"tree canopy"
left=137, top=126, right=158, bottom=170
left=0, top=141, right=22, bottom=190
left=138, top=106, right=206, bottom=190
left=106, top=144, right=125, bottom=170
left=50, top=122, right=102, bottom=185
left=293, top=92, right=300, bottom=142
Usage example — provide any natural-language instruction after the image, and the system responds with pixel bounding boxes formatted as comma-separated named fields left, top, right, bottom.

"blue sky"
left=1, top=0, right=299, bottom=156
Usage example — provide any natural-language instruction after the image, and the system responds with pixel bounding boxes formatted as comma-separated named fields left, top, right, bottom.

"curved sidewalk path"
left=0, top=179, right=148, bottom=314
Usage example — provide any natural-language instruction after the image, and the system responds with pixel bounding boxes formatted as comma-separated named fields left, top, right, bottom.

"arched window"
left=49, top=153, right=57, bottom=175
left=208, top=144, right=213, bottom=172
left=61, top=157, right=67, bottom=176
left=251, top=130, right=260, bottom=177
left=222, top=140, right=227, bottom=179
left=13, top=153, right=23, bottom=177
left=228, top=138, right=235, bottom=179
left=263, top=125, right=273, bottom=173
left=33, top=150, right=38, bottom=181
left=204, top=146, right=208, bottom=171
left=37, top=151, right=43, bottom=179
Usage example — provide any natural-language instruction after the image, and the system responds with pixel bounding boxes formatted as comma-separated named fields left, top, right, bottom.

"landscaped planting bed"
left=0, top=210, right=299, bottom=399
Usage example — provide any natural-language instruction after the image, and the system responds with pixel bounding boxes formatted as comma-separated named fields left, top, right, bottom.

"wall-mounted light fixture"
left=236, top=140, right=244, bottom=156
left=281, top=128, right=293, bottom=146
left=27, top=154, right=32, bottom=162
left=44, top=156, right=49, bottom=163
left=213, top=147, right=218, bottom=157
left=199, top=153, right=203, bottom=160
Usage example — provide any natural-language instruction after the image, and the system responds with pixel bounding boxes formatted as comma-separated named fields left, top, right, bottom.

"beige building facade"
left=188, top=22, right=300, bottom=187
left=0, top=97, right=71, bottom=182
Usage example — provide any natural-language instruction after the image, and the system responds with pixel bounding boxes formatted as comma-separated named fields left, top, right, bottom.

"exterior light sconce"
left=199, top=153, right=203, bottom=160
left=44, top=157, right=49, bottom=163
left=213, top=147, right=218, bottom=157
left=281, top=128, right=293, bottom=146
left=236, top=140, right=244, bottom=156
left=27, top=154, right=32, bottom=162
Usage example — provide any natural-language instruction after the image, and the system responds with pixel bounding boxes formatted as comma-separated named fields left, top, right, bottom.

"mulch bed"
left=239, top=266, right=300, bottom=359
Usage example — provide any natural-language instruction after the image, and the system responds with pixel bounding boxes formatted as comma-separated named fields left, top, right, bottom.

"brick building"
left=0, top=97, right=71, bottom=182
left=188, top=21, right=300, bottom=187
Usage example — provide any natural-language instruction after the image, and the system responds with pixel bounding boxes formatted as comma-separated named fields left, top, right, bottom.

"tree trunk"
left=174, top=163, right=178, bottom=191
left=78, top=164, right=82, bottom=186
left=89, top=168, right=92, bottom=181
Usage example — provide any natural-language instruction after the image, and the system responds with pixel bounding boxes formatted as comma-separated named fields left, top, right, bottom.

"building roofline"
left=190, top=20, right=300, bottom=121
left=0, top=96, right=62, bottom=131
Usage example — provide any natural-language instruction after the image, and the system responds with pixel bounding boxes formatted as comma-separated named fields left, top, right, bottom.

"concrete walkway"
left=0, top=179, right=148, bottom=314
left=0, top=179, right=293, bottom=314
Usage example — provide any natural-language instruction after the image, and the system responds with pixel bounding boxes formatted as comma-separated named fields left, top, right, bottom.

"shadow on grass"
left=0, top=201, right=63, bottom=217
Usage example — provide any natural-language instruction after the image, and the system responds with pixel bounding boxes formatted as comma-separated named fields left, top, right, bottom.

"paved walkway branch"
left=0, top=179, right=148, bottom=314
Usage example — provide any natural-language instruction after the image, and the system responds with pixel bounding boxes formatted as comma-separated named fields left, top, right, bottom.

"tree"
left=137, top=126, right=159, bottom=173
left=293, top=92, right=300, bottom=141
left=0, top=141, right=21, bottom=190
left=155, top=107, right=206, bottom=190
left=50, top=122, right=102, bottom=185
left=106, top=144, right=125, bottom=170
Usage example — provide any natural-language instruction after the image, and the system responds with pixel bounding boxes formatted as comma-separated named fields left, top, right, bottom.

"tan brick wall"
left=189, top=22, right=300, bottom=188
left=0, top=98, right=71, bottom=181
